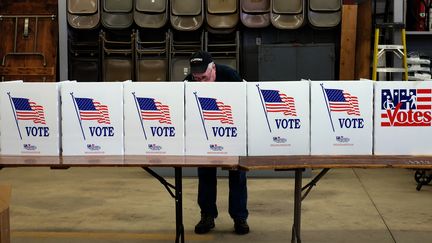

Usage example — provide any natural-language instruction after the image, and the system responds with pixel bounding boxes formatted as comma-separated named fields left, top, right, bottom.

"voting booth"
left=374, top=81, right=432, bottom=155
left=61, top=82, right=124, bottom=156
left=247, top=81, right=310, bottom=155
left=185, top=82, right=246, bottom=156
left=0, top=82, right=60, bottom=156
left=123, top=82, right=184, bottom=155
left=310, top=81, right=373, bottom=155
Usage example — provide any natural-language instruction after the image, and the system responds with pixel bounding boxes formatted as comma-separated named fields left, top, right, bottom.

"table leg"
left=175, top=167, right=185, bottom=243
left=292, top=169, right=303, bottom=243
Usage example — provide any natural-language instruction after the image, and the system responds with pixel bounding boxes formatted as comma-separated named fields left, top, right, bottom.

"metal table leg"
left=143, top=167, right=185, bottom=243
left=291, top=169, right=303, bottom=243
left=175, top=167, right=185, bottom=243
left=290, top=168, right=330, bottom=243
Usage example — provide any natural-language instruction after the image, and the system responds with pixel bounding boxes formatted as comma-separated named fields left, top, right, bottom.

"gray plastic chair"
left=135, top=30, right=169, bottom=81
left=169, top=30, right=204, bottom=80
left=101, top=0, right=134, bottom=29
left=240, top=0, right=270, bottom=28
left=100, top=31, right=134, bottom=81
left=67, top=0, right=100, bottom=29
left=308, top=0, right=341, bottom=28
left=206, top=0, right=239, bottom=32
left=270, top=0, right=304, bottom=29
left=170, top=0, right=204, bottom=31
left=134, top=0, right=168, bottom=28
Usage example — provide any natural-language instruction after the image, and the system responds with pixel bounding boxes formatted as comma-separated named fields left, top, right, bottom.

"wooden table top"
left=239, top=155, right=432, bottom=170
left=1, top=155, right=431, bottom=170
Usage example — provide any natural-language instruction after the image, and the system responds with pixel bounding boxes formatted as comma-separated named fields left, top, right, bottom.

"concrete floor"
left=0, top=167, right=431, bottom=243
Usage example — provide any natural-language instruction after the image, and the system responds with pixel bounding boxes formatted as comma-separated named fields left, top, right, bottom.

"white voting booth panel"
left=247, top=81, right=310, bottom=155
left=61, top=82, right=124, bottom=156
left=0, top=82, right=60, bottom=156
left=311, top=81, right=373, bottom=155
left=123, top=82, right=184, bottom=155
left=374, top=81, right=432, bottom=155
left=185, top=82, right=246, bottom=156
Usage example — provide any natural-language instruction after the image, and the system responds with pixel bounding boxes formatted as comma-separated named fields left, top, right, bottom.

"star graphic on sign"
left=394, top=92, right=398, bottom=95
left=402, top=92, right=405, bottom=95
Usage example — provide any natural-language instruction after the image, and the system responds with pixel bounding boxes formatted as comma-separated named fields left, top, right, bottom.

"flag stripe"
left=12, top=98, right=46, bottom=124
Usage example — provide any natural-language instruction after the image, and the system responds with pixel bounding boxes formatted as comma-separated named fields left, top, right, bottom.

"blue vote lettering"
left=150, top=127, right=176, bottom=137
left=89, top=127, right=114, bottom=137
left=25, top=127, right=49, bottom=137
left=275, top=119, right=301, bottom=129
left=211, top=127, right=238, bottom=137
left=338, top=118, right=364, bottom=128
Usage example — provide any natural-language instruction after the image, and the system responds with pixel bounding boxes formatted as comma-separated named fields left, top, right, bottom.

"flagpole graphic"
left=70, top=92, right=86, bottom=140
left=7, top=92, right=23, bottom=140
left=320, top=83, right=336, bottom=132
left=256, top=84, right=272, bottom=133
left=194, top=92, right=209, bottom=140
left=132, top=92, right=147, bottom=140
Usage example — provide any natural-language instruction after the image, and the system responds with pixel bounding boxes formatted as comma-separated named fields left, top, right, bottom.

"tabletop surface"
left=1, top=155, right=432, bottom=170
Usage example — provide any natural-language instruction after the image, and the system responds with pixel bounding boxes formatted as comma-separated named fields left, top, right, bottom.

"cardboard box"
left=123, top=82, right=184, bottom=155
left=247, top=81, right=310, bottom=155
left=185, top=82, right=246, bottom=156
left=61, top=82, right=124, bottom=156
left=311, top=81, right=373, bottom=155
left=0, top=82, right=60, bottom=156
left=0, top=185, right=11, bottom=243
left=374, top=81, right=432, bottom=155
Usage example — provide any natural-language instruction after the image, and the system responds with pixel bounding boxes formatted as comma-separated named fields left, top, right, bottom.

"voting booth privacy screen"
left=247, top=81, right=310, bottom=155
left=123, top=82, right=184, bottom=155
left=310, top=81, right=373, bottom=155
left=374, top=81, right=432, bottom=155
left=185, top=82, right=247, bottom=156
left=0, top=82, right=60, bottom=155
left=61, top=82, right=124, bottom=156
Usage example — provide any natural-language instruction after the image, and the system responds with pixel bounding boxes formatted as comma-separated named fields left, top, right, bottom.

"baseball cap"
left=189, top=51, right=213, bottom=74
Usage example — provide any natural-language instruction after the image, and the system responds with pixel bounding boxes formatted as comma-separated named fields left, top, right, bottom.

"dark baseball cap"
left=189, top=51, right=213, bottom=74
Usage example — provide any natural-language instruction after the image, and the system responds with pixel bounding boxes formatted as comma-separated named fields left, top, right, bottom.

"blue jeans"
left=197, top=167, right=248, bottom=220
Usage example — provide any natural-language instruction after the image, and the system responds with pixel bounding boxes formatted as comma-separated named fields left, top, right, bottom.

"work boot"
left=194, top=215, right=215, bottom=234
left=234, top=219, right=249, bottom=235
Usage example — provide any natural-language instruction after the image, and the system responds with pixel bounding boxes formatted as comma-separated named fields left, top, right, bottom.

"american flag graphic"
left=198, top=97, right=233, bottom=124
left=136, top=97, right=172, bottom=124
left=11, top=97, right=46, bottom=124
left=261, top=89, right=297, bottom=116
left=75, top=98, right=110, bottom=124
left=324, top=88, right=360, bottom=116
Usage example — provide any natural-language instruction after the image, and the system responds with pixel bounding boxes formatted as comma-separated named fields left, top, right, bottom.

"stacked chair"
left=134, top=0, right=168, bottom=29
left=67, top=0, right=101, bottom=82
left=205, top=31, right=240, bottom=71
left=101, top=0, right=134, bottom=29
left=135, top=29, right=169, bottom=81
left=0, top=0, right=58, bottom=82
left=170, top=0, right=204, bottom=31
left=308, top=0, right=342, bottom=28
left=68, top=30, right=101, bottom=82
left=270, top=0, right=305, bottom=29
left=240, top=0, right=271, bottom=28
left=205, top=0, right=239, bottom=33
left=67, top=0, right=100, bottom=29
left=169, top=30, right=204, bottom=80
left=100, top=30, right=135, bottom=81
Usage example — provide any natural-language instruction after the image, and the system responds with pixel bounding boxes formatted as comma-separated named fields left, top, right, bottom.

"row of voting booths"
left=67, top=0, right=343, bottom=31
left=1, top=80, right=431, bottom=160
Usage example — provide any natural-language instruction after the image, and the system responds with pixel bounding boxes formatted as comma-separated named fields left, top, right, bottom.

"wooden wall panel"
left=0, top=0, right=58, bottom=82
